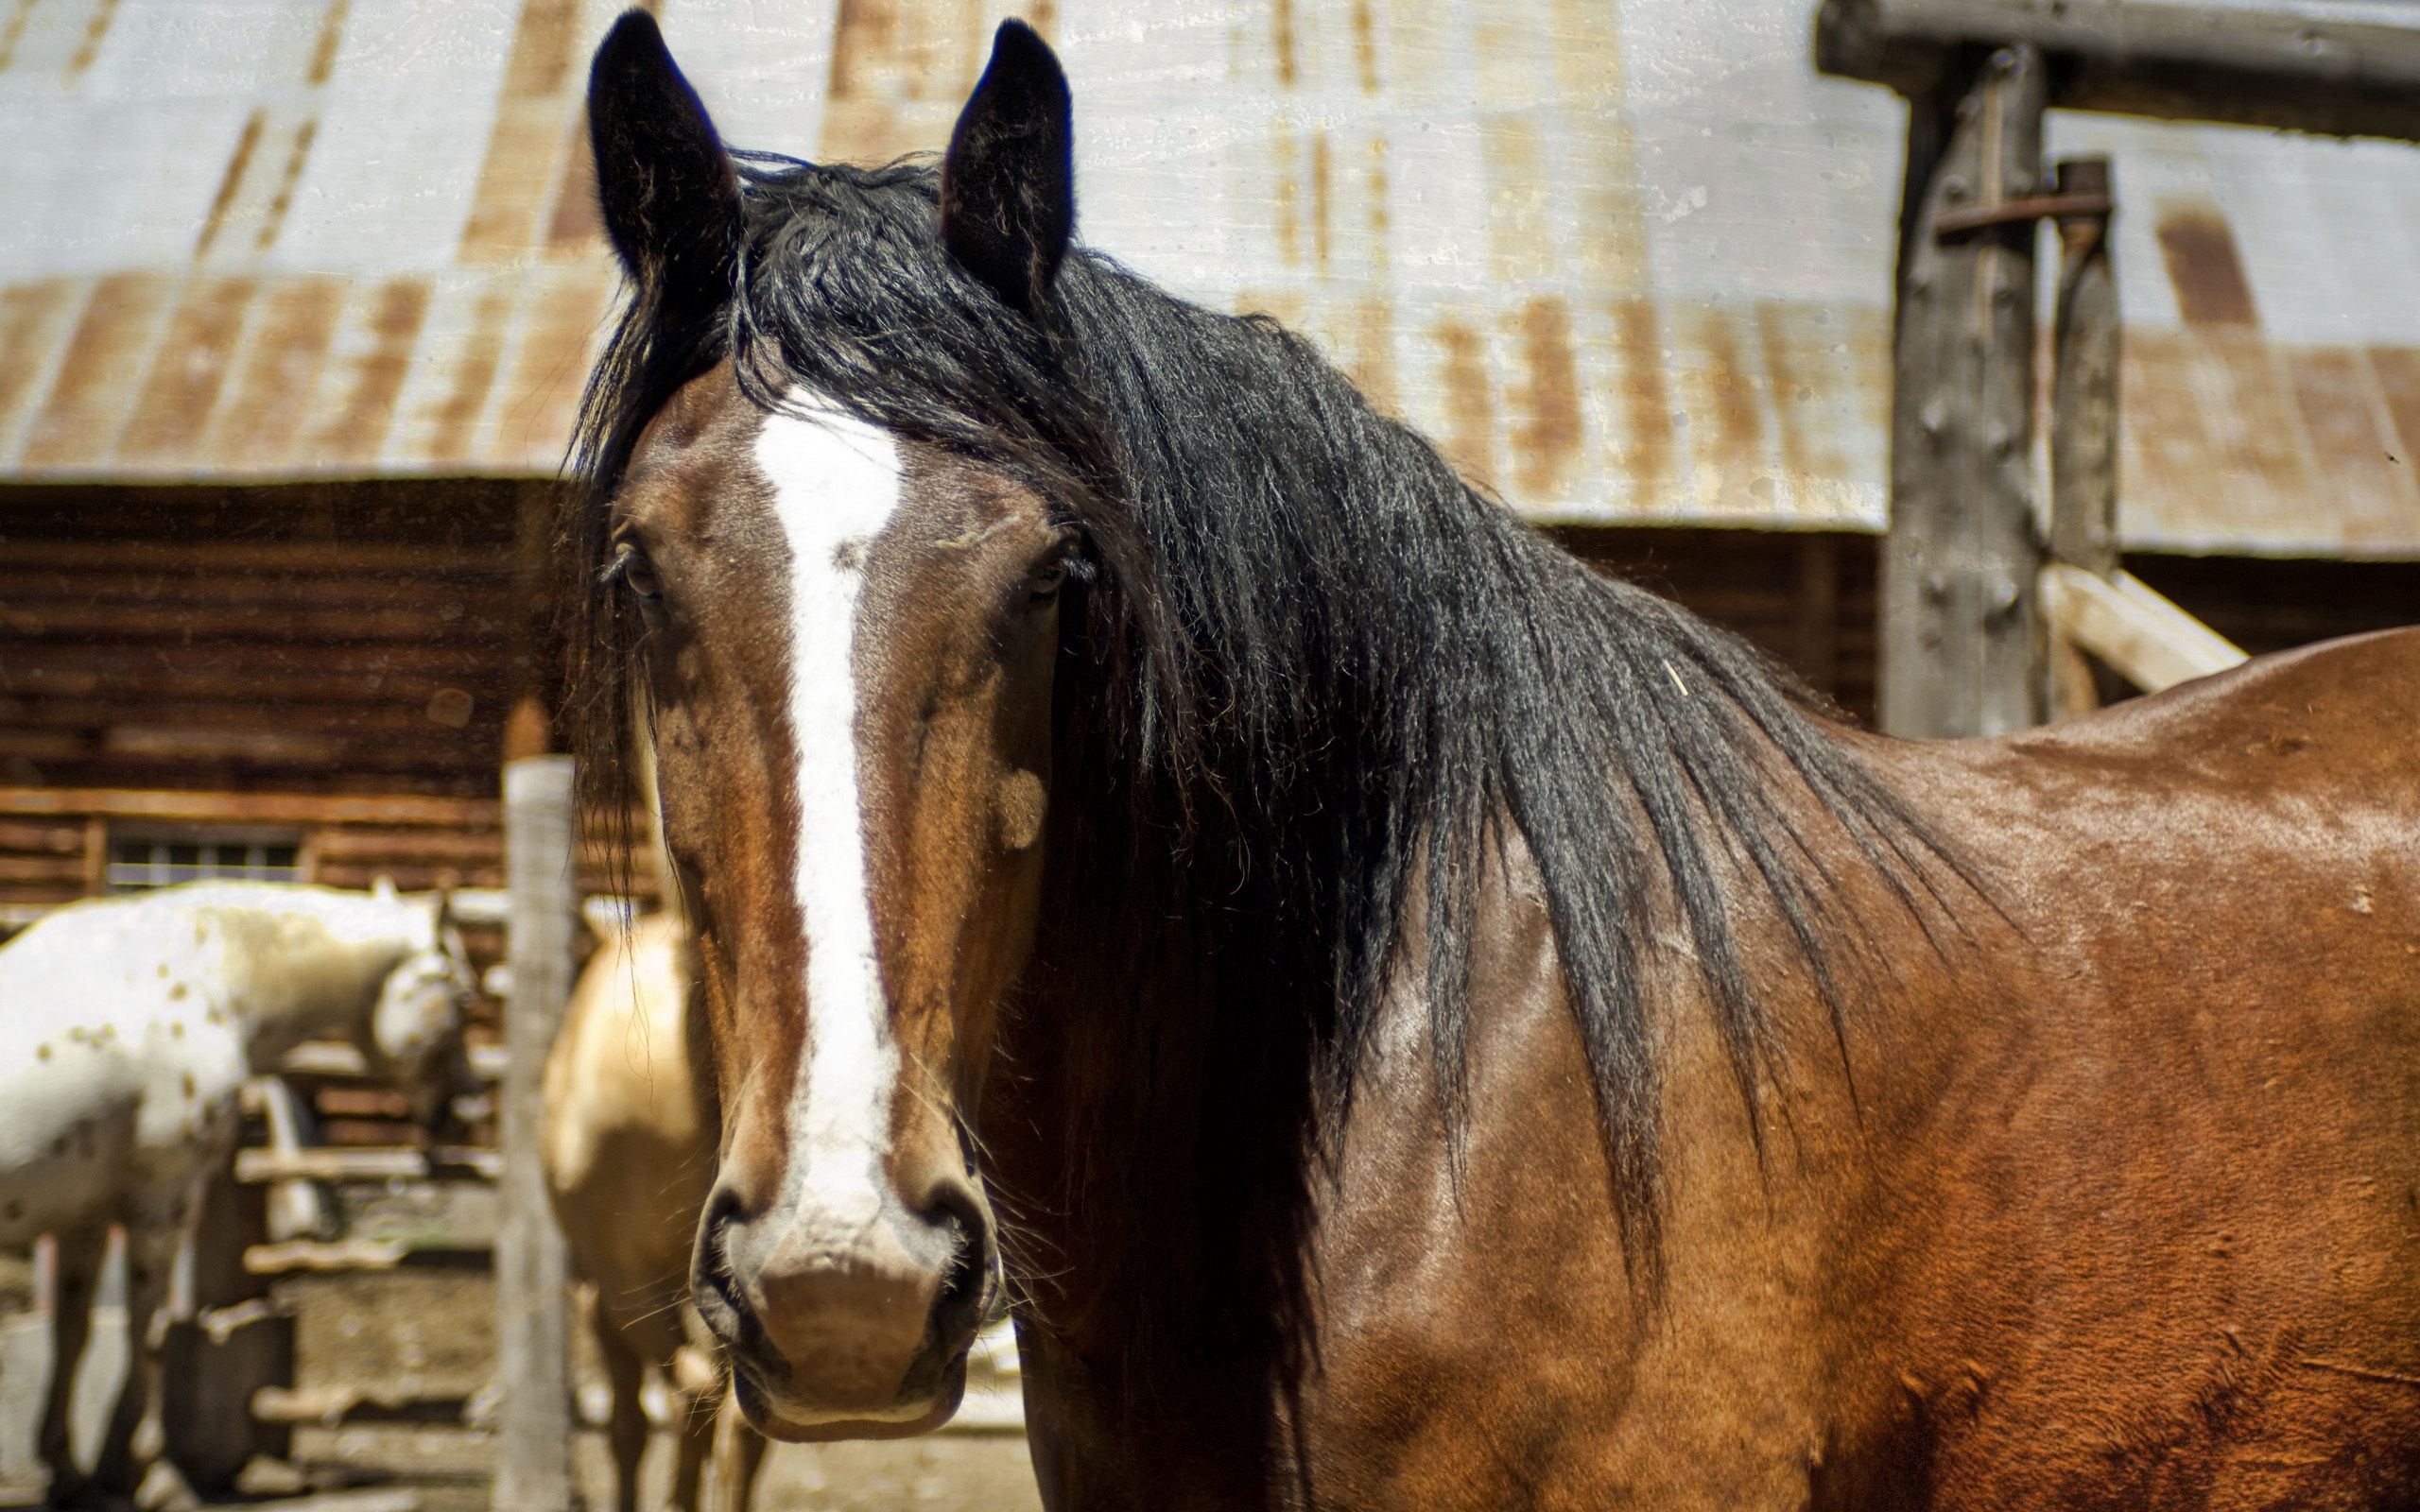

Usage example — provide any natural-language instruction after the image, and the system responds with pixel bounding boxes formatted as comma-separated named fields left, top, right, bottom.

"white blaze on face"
left=757, top=402, right=907, bottom=1225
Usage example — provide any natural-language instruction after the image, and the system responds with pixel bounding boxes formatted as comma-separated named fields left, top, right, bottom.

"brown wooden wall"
left=0, top=480, right=540, bottom=798
left=4, top=490, right=2413, bottom=918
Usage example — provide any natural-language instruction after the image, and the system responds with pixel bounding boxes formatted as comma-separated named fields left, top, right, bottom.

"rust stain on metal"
left=207, top=275, right=343, bottom=472
left=2192, top=327, right=2311, bottom=516
left=827, top=0, right=893, bottom=99
left=500, top=0, right=577, bottom=99
left=460, top=94, right=569, bottom=263
left=1310, top=131, right=1333, bottom=273
left=1609, top=298, right=1670, bottom=500
left=2364, top=346, right=2420, bottom=477
left=1352, top=0, right=1378, bottom=93
left=63, top=0, right=116, bottom=77
left=1481, top=114, right=1552, bottom=284
left=1432, top=317, right=1496, bottom=489
left=1549, top=0, right=1625, bottom=104
left=119, top=277, right=258, bottom=466
left=0, top=279, right=87, bottom=454
left=300, top=276, right=430, bottom=468
left=546, top=109, right=602, bottom=251
left=1271, top=0, right=1297, bottom=87
left=2154, top=203, right=2259, bottom=328
left=0, top=0, right=38, bottom=72
left=489, top=267, right=614, bottom=469
left=1686, top=305, right=1768, bottom=514
left=1505, top=296, right=1580, bottom=499
left=1344, top=296, right=1398, bottom=418
left=2285, top=347, right=2416, bottom=549
left=425, top=282, right=520, bottom=466
left=21, top=272, right=175, bottom=471
left=252, top=115, right=320, bottom=254
left=1366, top=137, right=1390, bottom=269
left=304, top=0, right=347, bottom=87
left=2118, top=328, right=2217, bottom=537
left=1757, top=301, right=1857, bottom=512
left=1235, top=288, right=1308, bottom=334
left=1273, top=122, right=1302, bottom=268
left=193, top=109, right=266, bottom=262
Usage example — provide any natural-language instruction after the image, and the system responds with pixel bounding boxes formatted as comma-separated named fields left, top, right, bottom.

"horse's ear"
left=941, top=20, right=1075, bottom=318
left=587, top=10, right=742, bottom=295
left=372, top=875, right=398, bottom=903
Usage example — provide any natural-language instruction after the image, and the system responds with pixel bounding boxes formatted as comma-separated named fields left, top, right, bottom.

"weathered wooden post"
left=493, top=754, right=578, bottom=1512
left=1878, top=44, right=2048, bottom=737
left=2046, top=156, right=2120, bottom=718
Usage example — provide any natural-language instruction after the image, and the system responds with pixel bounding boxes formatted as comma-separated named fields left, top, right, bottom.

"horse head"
left=365, top=879, right=477, bottom=1136
left=578, top=14, right=1079, bottom=1439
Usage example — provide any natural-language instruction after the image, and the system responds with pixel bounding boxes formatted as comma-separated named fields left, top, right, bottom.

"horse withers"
left=567, top=12, right=2420, bottom=1508
left=0, top=881, right=474, bottom=1508
left=543, top=912, right=763, bottom=1512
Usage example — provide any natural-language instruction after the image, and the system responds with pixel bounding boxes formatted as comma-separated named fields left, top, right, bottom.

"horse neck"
left=209, top=889, right=419, bottom=1065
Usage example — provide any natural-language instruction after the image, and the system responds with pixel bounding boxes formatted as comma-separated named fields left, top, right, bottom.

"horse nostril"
left=922, top=1182, right=991, bottom=1345
left=695, top=1186, right=751, bottom=1327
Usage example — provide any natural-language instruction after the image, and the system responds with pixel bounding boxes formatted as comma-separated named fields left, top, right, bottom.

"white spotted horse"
left=0, top=881, right=473, bottom=1508
left=567, top=12, right=2420, bottom=1510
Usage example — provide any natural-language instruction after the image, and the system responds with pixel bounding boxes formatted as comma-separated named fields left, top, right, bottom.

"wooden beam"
left=2046, top=156, right=2121, bottom=721
left=2039, top=562, right=2248, bottom=692
left=1879, top=44, right=2048, bottom=738
left=0, top=787, right=499, bottom=828
left=1818, top=0, right=2420, bottom=141
left=233, top=1146, right=501, bottom=1184
left=493, top=755, right=579, bottom=1512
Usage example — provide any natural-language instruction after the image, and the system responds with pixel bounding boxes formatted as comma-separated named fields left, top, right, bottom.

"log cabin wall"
left=0, top=478, right=546, bottom=914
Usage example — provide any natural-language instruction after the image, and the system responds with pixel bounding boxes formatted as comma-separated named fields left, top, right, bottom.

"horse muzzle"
left=693, top=1167, right=994, bottom=1437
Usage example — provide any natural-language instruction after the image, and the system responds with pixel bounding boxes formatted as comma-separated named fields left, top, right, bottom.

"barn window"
left=106, top=831, right=303, bottom=890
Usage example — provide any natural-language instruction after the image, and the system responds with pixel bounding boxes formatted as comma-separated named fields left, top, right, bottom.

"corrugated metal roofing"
left=2, top=0, right=2417, bottom=556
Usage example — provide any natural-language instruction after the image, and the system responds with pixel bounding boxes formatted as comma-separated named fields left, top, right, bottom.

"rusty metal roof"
left=2, top=0, right=2416, bottom=557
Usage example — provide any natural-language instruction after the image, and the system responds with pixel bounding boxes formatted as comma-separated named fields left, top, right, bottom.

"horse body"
left=567, top=14, right=2420, bottom=1506
left=997, top=631, right=2420, bottom=1509
left=0, top=882, right=471, bottom=1506
left=543, top=913, right=763, bottom=1512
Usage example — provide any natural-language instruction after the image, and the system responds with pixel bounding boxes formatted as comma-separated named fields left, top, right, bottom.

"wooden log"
left=251, top=1385, right=475, bottom=1429
left=1816, top=0, right=2420, bottom=142
left=493, top=756, right=579, bottom=1512
left=0, top=540, right=500, bottom=574
left=242, top=1239, right=493, bottom=1275
left=2046, top=156, right=2121, bottom=721
left=2039, top=562, right=2248, bottom=692
left=1879, top=45, right=2048, bottom=738
left=229, top=1489, right=422, bottom=1512
left=233, top=1146, right=502, bottom=1184
left=276, top=1040, right=509, bottom=1084
left=0, top=787, right=500, bottom=827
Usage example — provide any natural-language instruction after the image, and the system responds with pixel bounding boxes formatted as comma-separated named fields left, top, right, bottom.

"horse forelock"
left=568, top=154, right=1972, bottom=1297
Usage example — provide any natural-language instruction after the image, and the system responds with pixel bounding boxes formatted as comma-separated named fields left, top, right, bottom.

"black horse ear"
left=941, top=21, right=1075, bottom=317
left=587, top=10, right=741, bottom=293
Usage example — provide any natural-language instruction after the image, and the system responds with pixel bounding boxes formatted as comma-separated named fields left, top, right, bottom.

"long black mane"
left=568, top=156, right=1950, bottom=1308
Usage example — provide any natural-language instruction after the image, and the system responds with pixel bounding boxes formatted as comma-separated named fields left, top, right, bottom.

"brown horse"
left=563, top=12, right=2420, bottom=1507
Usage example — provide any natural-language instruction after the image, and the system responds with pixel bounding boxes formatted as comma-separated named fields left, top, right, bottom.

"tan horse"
left=564, top=14, right=2420, bottom=1510
left=543, top=913, right=763, bottom=1512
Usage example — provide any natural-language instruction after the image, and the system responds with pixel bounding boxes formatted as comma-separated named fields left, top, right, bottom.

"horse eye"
left=1028, top=556, right=1069, bottom=604
left=612, top=541, right=663, bottom=604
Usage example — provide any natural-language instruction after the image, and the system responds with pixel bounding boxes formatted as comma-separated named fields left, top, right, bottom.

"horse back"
left=1834, top=626, right=2420, bottom=1503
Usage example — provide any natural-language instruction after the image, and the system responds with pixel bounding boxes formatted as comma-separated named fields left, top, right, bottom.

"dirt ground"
left=0, top=1254, right=1046, bottom=1511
